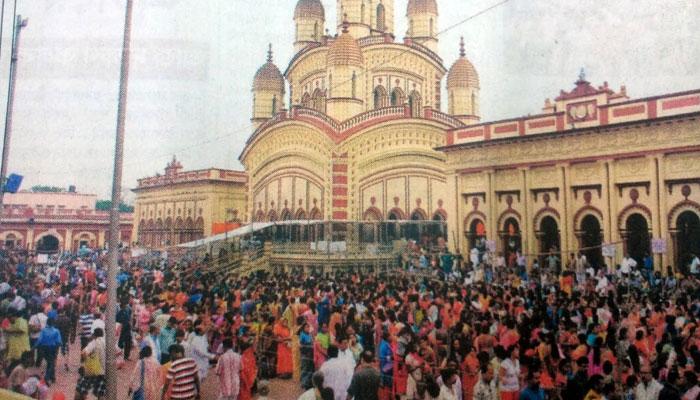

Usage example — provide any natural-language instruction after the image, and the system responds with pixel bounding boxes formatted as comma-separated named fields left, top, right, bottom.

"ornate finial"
left=342, top=14, right=349, bottom=33
left=267, top=44, right=273, bottom=63
left=578, top=67, right=586, bottom=82
left=459, top=37, right=466, bottom=57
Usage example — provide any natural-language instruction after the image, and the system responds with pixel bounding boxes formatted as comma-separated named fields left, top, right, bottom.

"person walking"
left=162, top=344, right=201, bottom=400
left=116, top=298, right=133, bottom=361
left=190, top=322, right=215, bottom=380
left=215, top=338, right=242, bottom=400
left=34, top=318, right=62, bottom=385
left=75, top=328, right=106, bottom=400
left=4, top=309, right=30, bottom=366
left=128, top=346, right=163, bottom=400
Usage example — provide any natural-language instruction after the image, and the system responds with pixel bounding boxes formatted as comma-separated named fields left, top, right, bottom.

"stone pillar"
left=649, top=156, right=662, bottom=271
left=520, top=168, right=533, bottom=265
left=560, top=164, right=572, bottom=256
left=26, top=228, right=34, bottom=250
left=98, top=230, right=106, bottom=249
left=604, top=160, right=618, bottom=265
left=445, top=171, right=460, bottom=253
left=486, top=170, right=496, bottom=246
left=65, top=229, right=73, bottom=252
left=657, top=155, right=670, bottom=272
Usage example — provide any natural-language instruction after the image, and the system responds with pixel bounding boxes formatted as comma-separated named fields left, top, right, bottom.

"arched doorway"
left=361, top=208, right=381, bottom=243
left=386, top=211, right=401, bottom=241
left=406, top=210, right=425, bottom=243
left=429, top=212, right=447, bottom=244
left=37, top=235, right=60, bottom=253
left=580, top=215, right=603, bottom=268
left=466, top=218, right=486, bottom=250
left=539, top=216, right=560, bottom=265
left=676, top=211, right=700, bottom=270
left=502, top=218, right=521, bottom=266
left=625, top=213, right=650, bottom=265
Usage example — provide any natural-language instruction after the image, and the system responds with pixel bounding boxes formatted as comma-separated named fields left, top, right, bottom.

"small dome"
left=327, top=22, right=363, bottom=67
left=294, top=0, right=325, bottom=19
left=447, top=38, right=480, bottom=89
left=253, top=45, right=285, bottom=93
left=407, top=0, right=438, bottom=16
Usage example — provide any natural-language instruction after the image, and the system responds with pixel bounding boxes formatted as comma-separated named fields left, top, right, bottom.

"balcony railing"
left=338, top=106, right=406, bottom=131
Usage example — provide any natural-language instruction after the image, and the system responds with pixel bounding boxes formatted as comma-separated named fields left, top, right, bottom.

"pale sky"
left=0, top=0, right=698, bottom=202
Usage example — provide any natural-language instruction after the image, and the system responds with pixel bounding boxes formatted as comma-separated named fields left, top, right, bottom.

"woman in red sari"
left=239, top=340, right=257, bottom=400
left=462, top=347, right=480, bottom=400
left=274, top=317, right=293, bottom=378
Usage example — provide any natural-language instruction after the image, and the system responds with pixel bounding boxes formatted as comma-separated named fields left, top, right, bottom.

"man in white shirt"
left=635, top=366, right=663, bottom=400
left=690, top=253, right=700, bottom=276
left=90, top=311, right=105, bottom=335
left=621, top=254, right=637, bottom=276
left=319, top=346, right=354, bottom=400
left=336, top=336, right=356, bottom=368
left=438, top=368, right=460, bottom=400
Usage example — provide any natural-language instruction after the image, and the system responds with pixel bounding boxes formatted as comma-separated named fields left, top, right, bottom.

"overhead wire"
left=63, top=0, right=513, bottom=177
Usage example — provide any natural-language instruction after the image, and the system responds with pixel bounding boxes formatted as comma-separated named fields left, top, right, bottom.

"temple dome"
left=447, top=38, right=480, bottom=89
left=294, top=0, right=325, bottom=19
left=407, top=0, right=438, bottom=15
left=253, top=45, right=285, bottom=92
left=327, top=22, right=363, bottom=67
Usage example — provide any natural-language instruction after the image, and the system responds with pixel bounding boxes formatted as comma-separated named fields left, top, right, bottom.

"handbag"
left=83, top=350, right=103, bottom=377
left=132, top=360, right=145, bottom=400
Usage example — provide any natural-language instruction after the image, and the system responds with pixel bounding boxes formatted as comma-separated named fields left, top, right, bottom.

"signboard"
left=602, top=244, right=616, bottom=258
left=486, top=240, right=497, bottom=253
left=652, top=238, right=667, bottom=254
left=36, top=254, right=49, bottom=264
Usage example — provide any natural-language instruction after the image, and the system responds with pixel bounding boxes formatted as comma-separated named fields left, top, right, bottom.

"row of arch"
left=463, top=205, right=700, bottom=270
left=301, top=89, right=327, bottom=112
left=373, top=86, right=422, bottom=116
left=138, top=217, right=204, bottom=247
left=348, top=2, right=387, bottom=31
left=3, top=231, right=96, bottom=252
left=254, top=207, right=323, bottom=223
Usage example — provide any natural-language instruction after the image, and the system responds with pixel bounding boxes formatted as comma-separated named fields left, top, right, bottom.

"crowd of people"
left=0, top=238, right=699, bottom=400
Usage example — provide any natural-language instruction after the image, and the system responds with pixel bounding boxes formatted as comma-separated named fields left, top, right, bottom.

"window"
left=301, top=92, right=312, bottom=108
left=272, top=95, right=277, bottom=115
left=471, top=92, right=476, bottom=115
left=409, top=90, right=422, bottom=117
left=390, top=87, right=405, bottom=106
left=376, top=3, right=385, bottom=32
left=312, top=88, right=326, bottom=112
left=373, top=86, right=388, bottom=109
left=314, top=22, right=319, bottom=41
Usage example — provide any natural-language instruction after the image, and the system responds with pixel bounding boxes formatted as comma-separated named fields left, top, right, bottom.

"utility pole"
left=0, top=14, right=27, bottom=220
left=104, top=1, right=133, bottom=399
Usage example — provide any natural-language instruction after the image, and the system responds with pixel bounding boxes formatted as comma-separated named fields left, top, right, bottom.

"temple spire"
left=267, top=43, right=273, bottom=63
left=459, top=36, right=466, bottom=58
left=342, top=13, right=349, bottom=33
left=578, top=67, right=587, bottom=82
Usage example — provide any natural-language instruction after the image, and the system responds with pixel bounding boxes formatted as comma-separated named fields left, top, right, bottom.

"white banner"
left=486, top=240, right=497, bottom=253
left=651, top=238, right=667, bottom=254
left=602, top=244, right=616, bottom=258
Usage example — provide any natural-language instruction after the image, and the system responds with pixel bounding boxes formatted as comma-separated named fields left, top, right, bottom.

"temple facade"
left=239, top=0, right=700, bottom=271
left=442, top=76, right=700, bottom=271
left=241, top=0, right=475, bottom=235
left=131, top=158, right=247, bottom=248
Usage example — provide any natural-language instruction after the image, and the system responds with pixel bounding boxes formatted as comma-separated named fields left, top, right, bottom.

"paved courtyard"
left=41, top=340, right=303, bottom=400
